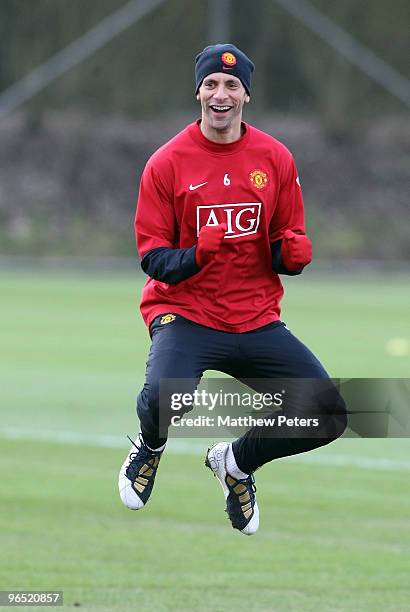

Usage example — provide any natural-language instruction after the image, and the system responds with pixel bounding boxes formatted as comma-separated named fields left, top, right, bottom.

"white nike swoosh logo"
left=189, top=181, right=208, bottom=191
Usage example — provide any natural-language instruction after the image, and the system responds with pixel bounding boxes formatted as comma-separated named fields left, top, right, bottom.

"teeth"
left=211, top=106, right=231, bottom=111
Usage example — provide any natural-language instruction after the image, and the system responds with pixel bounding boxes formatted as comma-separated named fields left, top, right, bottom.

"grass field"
left=0, top=270, right=409, bottom=611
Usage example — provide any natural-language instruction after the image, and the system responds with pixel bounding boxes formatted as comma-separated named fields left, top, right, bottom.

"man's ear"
left=196, top=93, right=200, bottom=101
left=245, top=95, right=250, bottom=103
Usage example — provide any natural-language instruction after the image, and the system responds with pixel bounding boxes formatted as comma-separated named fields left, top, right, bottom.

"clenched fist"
left=195, top=224, right=226, bottom=267
left=280, top=229, right=312, bottom=271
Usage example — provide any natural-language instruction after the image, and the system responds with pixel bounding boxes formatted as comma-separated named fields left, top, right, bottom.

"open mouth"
left=209, top=105, right=232, bottom=114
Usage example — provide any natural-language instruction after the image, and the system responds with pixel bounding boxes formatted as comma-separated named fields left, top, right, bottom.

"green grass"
left=0, top=270, right=409, bottom=611
left=1, top=439, right=410, bottom=612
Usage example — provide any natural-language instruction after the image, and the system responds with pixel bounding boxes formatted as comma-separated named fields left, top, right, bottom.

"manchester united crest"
left=249, top=169, right=268, bottom=190
left=160, top=314, right=176, bottom=325
left=221, top=51, right=237, bottom=67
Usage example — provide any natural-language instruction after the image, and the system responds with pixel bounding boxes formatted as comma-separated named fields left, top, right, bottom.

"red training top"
left=135, top=120, right=306, bottom=333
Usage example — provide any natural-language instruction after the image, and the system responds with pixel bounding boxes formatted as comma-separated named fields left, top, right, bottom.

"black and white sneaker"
left=118, top=434, right=162, bottom=510
left=205, top=442, right=259, bottom=535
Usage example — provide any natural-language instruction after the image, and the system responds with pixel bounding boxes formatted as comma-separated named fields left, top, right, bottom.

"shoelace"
left=236, top=474, right=256, bottom=497
left=248, top=474, right=257, bottom=499
left=125, top=435, right=159, bottom=481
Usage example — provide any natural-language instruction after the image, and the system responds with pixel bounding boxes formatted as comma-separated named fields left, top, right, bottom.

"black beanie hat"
left=195, top=44, right=254, bottom=96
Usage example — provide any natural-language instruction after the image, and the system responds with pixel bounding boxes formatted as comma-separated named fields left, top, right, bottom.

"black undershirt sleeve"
left=270, top=239, right=303, bottom=276
left=142, top=241, right=302, bottom=283
left=140, top=246, right=202, bottom=284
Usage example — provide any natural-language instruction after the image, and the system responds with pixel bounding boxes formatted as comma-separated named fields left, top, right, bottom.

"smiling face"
left=196, top=72, right=250, bottom=143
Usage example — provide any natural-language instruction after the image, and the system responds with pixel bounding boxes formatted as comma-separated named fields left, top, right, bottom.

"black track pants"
left=136, top=314, right=347, bottom=473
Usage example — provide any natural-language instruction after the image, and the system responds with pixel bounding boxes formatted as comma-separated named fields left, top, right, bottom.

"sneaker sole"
left=118, top=454, right=145, bottom=510
left=205, top=442, right=230, bottom=500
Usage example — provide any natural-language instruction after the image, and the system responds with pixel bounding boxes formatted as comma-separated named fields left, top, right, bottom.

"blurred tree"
left=0, top=0, right=408, bottom=127
left=289, top=0, right=410, bottom=135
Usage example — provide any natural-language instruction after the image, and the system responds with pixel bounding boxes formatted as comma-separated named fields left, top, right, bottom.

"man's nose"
left=213, top=85, right=228, bottom=101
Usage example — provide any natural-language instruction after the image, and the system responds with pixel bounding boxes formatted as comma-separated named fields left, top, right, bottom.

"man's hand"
left=280, top=229, right=312, bottom=271
left=195, top=224, right=226, bottom=267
